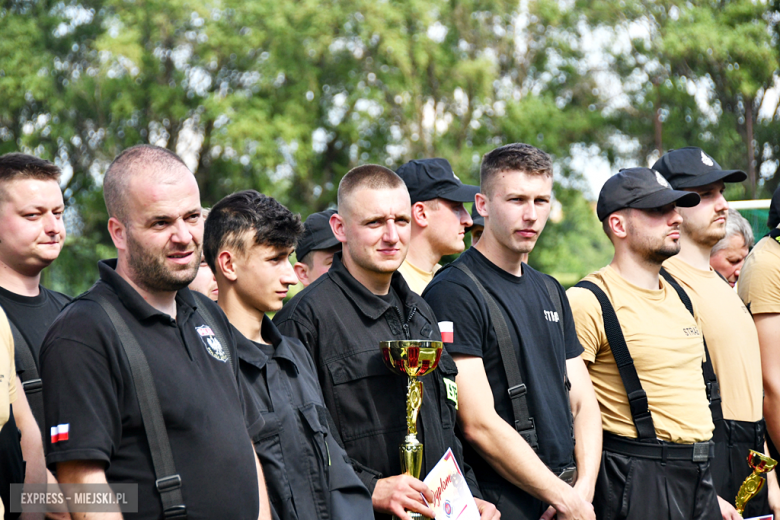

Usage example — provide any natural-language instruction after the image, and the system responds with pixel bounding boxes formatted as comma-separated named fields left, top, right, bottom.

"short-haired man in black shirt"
left=204, top=190, right=373, bottom=519
left=0, top=152, right=70, bottom=494
left=274, top=164, right=499, bottom=520
left=423, top=144, right=602, bottom=520
left=40, top=145, right=270, bottom=519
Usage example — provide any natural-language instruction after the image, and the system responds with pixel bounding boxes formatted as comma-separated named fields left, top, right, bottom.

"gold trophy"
left=735, top=449, right=778, bottom=515
left=381, top=340, right=443, bottom=520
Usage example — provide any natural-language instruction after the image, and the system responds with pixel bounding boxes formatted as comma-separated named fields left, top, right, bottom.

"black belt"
left=603, top=432, right=714, bottom=463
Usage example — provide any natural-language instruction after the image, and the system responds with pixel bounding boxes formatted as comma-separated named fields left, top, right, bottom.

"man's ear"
left=293, top=262, right=310, bottom=286
left=475, top=193, right=488, bottom=218
left=107, top=217, right=127, bottom=252
left=411, top=201, right=429, bottom=228
left=217, top=250, right=239, bottom=282
left=331, top=213, right=347, bottom=244
left=609, top=213, right=628, bottom=239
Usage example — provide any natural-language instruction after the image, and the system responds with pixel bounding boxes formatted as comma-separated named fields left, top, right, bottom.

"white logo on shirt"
left=544, top=310, right=560, bottom=323
left=196, top=324, right=229, bottom=362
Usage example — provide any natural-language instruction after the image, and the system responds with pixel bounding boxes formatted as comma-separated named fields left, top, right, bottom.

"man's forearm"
left=254, top=451, right=271, bottom=520
left=56, top=461, right=121, bottom=520
left=571, top=395, right=602, bottom=501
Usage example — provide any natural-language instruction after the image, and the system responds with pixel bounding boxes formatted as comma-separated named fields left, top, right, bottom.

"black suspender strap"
left=659, top=268, right=723, bottom=422
left=453, top=263, right=538, bottom=450
left=574, top=281, right=657, bottom=440
left=90, top=294, right=187, bottom=519
left=7, top=319, right=46, bottom=441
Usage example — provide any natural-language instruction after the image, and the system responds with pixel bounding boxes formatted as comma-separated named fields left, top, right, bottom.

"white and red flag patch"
left=439, top=321, right=453, bottom=343
left=50, top=423, right=69, bottom=444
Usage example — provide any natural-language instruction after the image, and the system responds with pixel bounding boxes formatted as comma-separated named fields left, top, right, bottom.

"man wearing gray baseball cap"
left=568, top=167, right=723, bottom=520
left=395, top=158, right=478, bottom=294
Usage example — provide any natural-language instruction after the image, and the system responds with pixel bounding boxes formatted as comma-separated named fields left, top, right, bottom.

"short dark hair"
left=104, top=144, right=188, bottom=222
left=203, top=190, right=303, bottom=273
left=0, top=153, right=61, bottom=200
left=480, top=143, right=552, bottom=197
left=337, top=164, right=405, bottom=215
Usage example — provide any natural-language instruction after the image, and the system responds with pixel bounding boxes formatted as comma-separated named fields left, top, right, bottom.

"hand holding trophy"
left=735, top=450, right=778, bottom=516
left=381, top=340, right=443, bottom=520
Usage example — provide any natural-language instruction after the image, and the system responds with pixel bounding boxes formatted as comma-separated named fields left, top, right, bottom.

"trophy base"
left=392, top=513, right=425, bottom=520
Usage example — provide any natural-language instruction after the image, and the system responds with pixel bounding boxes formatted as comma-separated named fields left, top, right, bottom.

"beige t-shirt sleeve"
left=1, top=308, right=16, bottom=433
left=566, top=286, right=606, bottom=363
left=739, top=237, right=780, bottom=314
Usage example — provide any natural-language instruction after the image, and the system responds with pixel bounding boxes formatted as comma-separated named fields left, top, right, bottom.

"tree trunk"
left=745, top=97, right=756, bottom=199
left=654, top=84, right=663, bottom=156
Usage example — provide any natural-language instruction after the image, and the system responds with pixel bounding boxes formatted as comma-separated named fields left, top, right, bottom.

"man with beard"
left=274, top=164, right=499, bottom=520
left=567, top=167, right=722, bottom=520
left=39, top=145, right=270, bottom=519
left=422, top=144, right=601, bottom=520
left=654, top=148, right=779, bottom=518
left=395, top=158, right=477, bottom=294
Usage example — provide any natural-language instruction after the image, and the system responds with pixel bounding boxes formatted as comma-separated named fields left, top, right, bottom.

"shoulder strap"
left=89, top=294, right=187, bottom=519
left=574, top=281, right=656, bottom=440
left=541, top=275, right=565, bottom=340
left=658, top=268, right=723, bottom=422
left=453, top=263, right=538, bottom=450
left=7, top=318, right=46, bottom=440
left=191, top=296, right=236, bottom=373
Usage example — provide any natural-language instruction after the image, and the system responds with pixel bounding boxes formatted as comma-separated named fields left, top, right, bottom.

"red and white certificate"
left=422, top=448, right=480, bottom=520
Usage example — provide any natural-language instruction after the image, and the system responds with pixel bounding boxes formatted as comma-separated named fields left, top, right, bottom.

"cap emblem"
left=701, top=151, right=714, bottom=166
left=452, top=172, right=461, bottom=181
left=654, top=170, right=670, bottom=188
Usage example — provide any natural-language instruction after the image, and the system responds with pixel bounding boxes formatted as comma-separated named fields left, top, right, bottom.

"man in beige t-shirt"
left=1, top=307, right=15, bottom=517
left=654, top=146, right=776, bottom=518
left=396, top=159, right=477, bottom=294
left=740, top=185, right=780, bottom=495
left=567, top=167, right=721, bottom=520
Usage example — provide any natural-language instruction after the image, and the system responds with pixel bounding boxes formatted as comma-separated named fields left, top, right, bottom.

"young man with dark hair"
left=204, top=190, right=373, bottom=520
left=0, top=152, right=69, bottom=500
left=423, top=143, right=601, bottom=520
left=293, top=208, right=341, bottom=287
left=40, top=145, right=270, bottom=519
left=395, top=158, right=477, bottom=294
left=274, top=164, right=499, bottom=520
left=653, top=148, right=778, bottom=518
left=567, top=167, right=722, bottom=520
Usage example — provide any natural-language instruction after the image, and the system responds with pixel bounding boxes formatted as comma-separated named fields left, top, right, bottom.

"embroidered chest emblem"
left=196, top=325, right=228, bottom=362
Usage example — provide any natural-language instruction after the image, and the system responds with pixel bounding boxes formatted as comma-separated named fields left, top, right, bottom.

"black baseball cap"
left=769, top=184, right=780, bottom=229
left=396, top=158, right=479, bottom=204
left=596, top=167, right=701, bottom=221
left=652, top=147, right=746, bottom=189
left=296, top=208, right=341, bottom=261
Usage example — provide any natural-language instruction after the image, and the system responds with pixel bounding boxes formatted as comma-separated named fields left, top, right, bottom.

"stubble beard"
left=681, top=216, right=727, bottom=249
left=126, top=231, right=200, bottom=293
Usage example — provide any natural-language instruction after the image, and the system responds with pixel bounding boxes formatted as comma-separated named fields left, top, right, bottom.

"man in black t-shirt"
left=40, top=145, right=270, bottom=519
left=0, top=153, right=70, bottom=495
left=423, top=144, right=602, bottom=520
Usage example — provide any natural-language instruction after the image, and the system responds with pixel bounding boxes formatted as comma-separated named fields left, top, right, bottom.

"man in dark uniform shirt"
left=203, top=189, right=373, bottom=519
left=274, top=164, right=499, bottom=520
left=40, top=145, right=270, bottom=519
left=0, top=152, right=70, bottom=494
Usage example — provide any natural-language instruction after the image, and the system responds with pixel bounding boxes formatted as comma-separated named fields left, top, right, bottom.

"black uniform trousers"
left=712, top=419, right=770, bottom=517
left=594, top=434, right=721, bottom=520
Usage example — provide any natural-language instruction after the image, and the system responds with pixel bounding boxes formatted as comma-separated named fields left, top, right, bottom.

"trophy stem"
left=394, top=376, right=425, bottom=520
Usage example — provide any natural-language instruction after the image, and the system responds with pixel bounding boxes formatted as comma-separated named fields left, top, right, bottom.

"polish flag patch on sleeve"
left=50, top=423, right=69, bottom=444
left=439, top=321, right=454, bottom=343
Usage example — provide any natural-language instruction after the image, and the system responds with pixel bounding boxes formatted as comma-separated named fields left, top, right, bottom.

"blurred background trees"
left=1, top=0, right=778, bottom=293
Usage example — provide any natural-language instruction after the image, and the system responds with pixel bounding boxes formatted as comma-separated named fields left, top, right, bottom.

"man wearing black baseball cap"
left=293, top=208, right=342, bottom=287
left=655, top=148, right=778, bottom=518
left=568, top=167, right=723, bottom=520
left=396, top=158, right=477, bottom=294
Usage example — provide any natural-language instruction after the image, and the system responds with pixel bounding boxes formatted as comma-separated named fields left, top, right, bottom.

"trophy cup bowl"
left=381, top=340, right=443, bottom=520
left=735, top=449, right=778, bottom=515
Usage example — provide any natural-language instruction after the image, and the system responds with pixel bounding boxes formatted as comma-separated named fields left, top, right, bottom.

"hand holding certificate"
left=422, top=448, right=480, bottom=520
